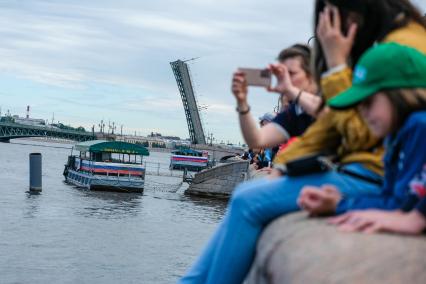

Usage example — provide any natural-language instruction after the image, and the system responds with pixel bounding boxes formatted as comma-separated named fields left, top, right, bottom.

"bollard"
left=29, top=153, right=42, bottom=192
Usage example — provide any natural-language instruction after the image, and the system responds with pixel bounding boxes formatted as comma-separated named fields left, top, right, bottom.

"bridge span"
left=0, top=122, right=96, bottom=143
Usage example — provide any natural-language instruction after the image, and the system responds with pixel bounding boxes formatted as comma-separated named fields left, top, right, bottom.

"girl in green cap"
left=298, top=43, right=426, bottom=235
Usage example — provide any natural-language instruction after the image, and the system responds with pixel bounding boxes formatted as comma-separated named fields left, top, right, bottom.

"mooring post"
left=29, top=153, right=42, bottom=192
left=183, top=167, right=187, bottom=182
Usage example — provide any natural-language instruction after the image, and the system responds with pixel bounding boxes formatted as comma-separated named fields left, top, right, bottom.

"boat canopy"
left=75, top=140, right=150, bottom=156
left=172, top=148, right=203, bottom=156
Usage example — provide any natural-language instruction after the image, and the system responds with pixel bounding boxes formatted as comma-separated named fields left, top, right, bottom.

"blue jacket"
left=401, top=163, right=426, bottom=217
left=336, top=111, right=426, bottom=213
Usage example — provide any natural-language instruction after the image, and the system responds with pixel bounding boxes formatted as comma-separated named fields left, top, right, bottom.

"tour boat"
left=169, top=148, right=209, bottom=171
left=63, top=140, right=149, bottom=193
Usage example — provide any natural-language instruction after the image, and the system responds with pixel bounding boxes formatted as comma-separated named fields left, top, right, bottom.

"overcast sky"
left=0, top=0, right=425, bottom=144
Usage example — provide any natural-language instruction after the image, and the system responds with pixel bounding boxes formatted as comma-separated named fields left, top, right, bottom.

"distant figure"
left=257, top=113, right=276, bottom=168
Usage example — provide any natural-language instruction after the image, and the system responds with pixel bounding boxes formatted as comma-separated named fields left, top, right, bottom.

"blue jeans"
left=178, top=163, right=382, bottom=284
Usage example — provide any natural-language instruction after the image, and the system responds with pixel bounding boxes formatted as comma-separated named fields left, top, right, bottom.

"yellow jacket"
left=273, top=21, right=426, bottom=175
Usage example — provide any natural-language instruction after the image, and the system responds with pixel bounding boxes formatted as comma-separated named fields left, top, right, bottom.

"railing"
left=143, top=161, right=184, bottom=177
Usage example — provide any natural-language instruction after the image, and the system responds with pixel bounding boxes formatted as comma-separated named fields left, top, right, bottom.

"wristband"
left=236, top=105, right=250, bottom=115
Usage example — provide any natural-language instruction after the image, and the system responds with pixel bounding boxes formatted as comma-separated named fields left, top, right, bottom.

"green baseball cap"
left=328, top=43, right=426, bottom=109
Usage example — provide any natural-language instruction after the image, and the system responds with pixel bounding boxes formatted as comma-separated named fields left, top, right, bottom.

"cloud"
left=0, top=0, right=315, bottom=143
left=122, top=14, right=226, bottom=38
left=4, top=0, right=423, bottom=143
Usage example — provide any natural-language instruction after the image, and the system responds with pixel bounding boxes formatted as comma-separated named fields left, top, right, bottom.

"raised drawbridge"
left=170, top=59, right=206, bottom=145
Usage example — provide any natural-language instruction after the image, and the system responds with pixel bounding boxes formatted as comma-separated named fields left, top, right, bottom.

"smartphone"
left=239, top=68, right=271, bottom=87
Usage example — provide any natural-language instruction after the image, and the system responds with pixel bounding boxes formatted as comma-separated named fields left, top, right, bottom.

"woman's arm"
left=239, top=117, right=288, bottom=149
left=232, top=71, right=288, bottom=149
left=285, top=87, right=322, bottom=117
left=317, top=5, right=357, bottom=69
left=317, top=5, right=357, bottom=100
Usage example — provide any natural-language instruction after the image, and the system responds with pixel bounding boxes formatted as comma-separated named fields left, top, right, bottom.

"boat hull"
left=65, top=169, right=144, bottom=193
left=170, top=154, right=208, bottom=171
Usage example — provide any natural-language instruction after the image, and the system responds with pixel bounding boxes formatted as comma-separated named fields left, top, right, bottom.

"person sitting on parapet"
left=298, top=43, right=426, bottom=235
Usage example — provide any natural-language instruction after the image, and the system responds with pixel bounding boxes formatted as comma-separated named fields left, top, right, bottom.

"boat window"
left=93, top=152, right=103, bottom=162
left=101, top=152, right=112, bottom=162
left=111, top=153, right=121, bottom=163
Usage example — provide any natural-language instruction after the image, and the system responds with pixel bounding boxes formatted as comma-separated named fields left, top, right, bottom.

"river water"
left=0, top=140, right=227, bottom=284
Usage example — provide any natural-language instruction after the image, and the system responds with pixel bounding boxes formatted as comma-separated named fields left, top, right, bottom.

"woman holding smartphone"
left=232, top=44, right=321, bottom=152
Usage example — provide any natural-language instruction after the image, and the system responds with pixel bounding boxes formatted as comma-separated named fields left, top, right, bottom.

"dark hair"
left=384, top=88, right=426, bottom=133
left=313, top=0, right=426, bottom=82
left=277, top=44, right=312, bottom=76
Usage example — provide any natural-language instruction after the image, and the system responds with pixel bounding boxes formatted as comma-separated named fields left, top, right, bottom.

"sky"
left=0, top=0, right=425, bottom=145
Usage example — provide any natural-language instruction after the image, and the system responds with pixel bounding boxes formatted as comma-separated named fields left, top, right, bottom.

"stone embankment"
left=246, top=212, right=426, bottom=284
left=186, top=164, right=426, bottom=283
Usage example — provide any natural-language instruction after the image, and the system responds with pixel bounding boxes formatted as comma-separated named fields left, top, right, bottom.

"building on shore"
left=117, top=134, right=168, bottom=149
left=12, top=115, right=46, bottom=126
left=115, top=132, right=193, bottom=149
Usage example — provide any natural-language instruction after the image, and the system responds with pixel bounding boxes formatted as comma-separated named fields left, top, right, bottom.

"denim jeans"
left=178, top=163, right=382, bottom=284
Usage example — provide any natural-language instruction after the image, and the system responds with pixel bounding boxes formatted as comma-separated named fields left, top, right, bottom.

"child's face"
left=358, top=92, right=393, bottom=138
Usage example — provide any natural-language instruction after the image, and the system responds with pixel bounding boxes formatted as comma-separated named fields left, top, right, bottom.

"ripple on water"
left=0, top=141, right=227, bottom=283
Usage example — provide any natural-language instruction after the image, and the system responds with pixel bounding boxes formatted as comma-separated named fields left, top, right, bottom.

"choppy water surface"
left=0, top=140, right=227, bottom=284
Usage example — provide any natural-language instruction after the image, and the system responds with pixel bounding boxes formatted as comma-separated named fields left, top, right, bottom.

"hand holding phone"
left=267, top=63, right=296, bottom=95
left=238, top=68, right=271, bottom=88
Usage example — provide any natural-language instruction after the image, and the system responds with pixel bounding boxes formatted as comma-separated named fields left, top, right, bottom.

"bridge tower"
left=170, top=59, right=206, bottom=145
